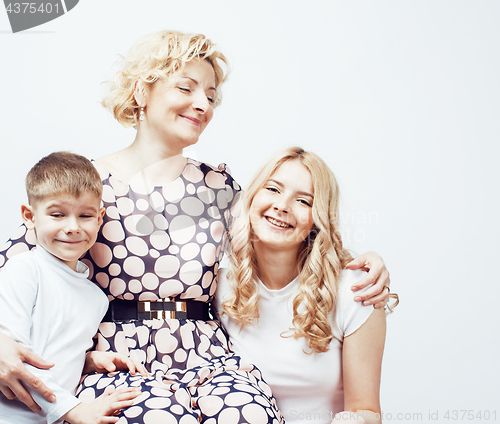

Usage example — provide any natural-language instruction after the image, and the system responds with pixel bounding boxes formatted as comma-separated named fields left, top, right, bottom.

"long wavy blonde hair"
left=223, top=147, right=353, bottom=353
left=102, top=30, right=229, bottom=128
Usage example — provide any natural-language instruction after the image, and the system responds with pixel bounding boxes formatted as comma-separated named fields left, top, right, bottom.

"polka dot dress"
left=0, top=159, right=284, bottom=424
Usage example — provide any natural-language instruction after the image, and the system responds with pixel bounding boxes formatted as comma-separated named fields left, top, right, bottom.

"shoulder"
left=192, top=160, right=241, bottom=191
left=0, top=249, right=39, bottom=286
left=2, top=249, right=37, bottom=270
left=335, top=269, right=374, bottom=337
left=337, top=269, right=368, bottom=298
left=90, top=159, right=110, bottom=181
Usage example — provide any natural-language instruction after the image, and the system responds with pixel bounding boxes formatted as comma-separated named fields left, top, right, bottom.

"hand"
left=83, top=351, right=149, bottom=378
left=0, top=332, right=56, bottom=413
left=345, top=251, right=390, bottom=309
left=62, top=386, right=141, bottom=424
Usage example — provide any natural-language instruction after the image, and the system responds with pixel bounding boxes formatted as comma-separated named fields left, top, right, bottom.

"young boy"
left=0, top=152, right=141, bottom=424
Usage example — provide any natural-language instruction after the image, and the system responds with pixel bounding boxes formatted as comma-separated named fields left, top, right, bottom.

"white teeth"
left=267, top=217, right=291, bottom=228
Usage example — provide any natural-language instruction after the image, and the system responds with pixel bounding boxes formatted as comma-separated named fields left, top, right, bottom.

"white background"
left=1, top=1, right=499, bottom=423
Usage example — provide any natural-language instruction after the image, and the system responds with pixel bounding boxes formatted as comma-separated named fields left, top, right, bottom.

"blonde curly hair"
left=102, top=30, right=229, bottom=128
left=223, top=147, right=353, bottom=354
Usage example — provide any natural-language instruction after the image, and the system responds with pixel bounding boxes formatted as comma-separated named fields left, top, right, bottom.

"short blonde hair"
left=26, top=152, right=102, bottom=206
left=223, top=147, right=353, bottom=354
left=102, top=30, right=229, bottom=128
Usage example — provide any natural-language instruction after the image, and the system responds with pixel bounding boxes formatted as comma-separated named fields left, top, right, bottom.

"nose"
left=192, top=91, right=210, bottom=114
left=64, top=216, right=81, bottom=234
left=273, top=196, right=291, bottom=213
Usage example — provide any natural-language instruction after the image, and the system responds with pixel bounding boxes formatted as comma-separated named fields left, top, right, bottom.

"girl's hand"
left=83, top=351, right=149, bottom=378
left=346, top=251, right=390, bottom=309
left=62, top=386, right=141, bottom=424
left=0, top=332, right=55, bottom=413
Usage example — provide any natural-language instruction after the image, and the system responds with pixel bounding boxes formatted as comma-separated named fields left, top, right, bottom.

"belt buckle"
left=138, top=299, right=187, bottom=319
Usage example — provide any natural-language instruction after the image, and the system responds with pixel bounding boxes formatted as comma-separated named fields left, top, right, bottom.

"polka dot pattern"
left=76, top=319, right=284, bottom=424
left=83, top=159, right=239, bottom=302
left=1, top=160, right=282, bottom=423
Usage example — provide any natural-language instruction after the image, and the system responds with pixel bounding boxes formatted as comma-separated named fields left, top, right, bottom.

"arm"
left=0, top=226, right=53, bottom=411
left=346, top=252, right=390, bottom=308
left=333, top=308, right=386, bottom=424
left=0, top=256, right=77, bottom=420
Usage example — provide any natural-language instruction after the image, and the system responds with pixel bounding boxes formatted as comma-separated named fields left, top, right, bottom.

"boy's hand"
left=0, top=332, right=56, bottom=413
left=62, top=386, right=141, bottom=424
left=83, top=351, right=149, bottom=378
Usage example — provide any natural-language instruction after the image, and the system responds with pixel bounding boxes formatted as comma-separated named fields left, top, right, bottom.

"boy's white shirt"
left=0, top=245, right=108, bottom=424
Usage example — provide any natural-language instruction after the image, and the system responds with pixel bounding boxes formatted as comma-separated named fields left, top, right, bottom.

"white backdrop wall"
left=1, top=1, right=499, bottom=423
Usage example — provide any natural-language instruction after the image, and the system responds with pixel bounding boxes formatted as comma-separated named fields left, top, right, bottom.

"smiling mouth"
left=266, top=216, right=293, bottom=228
left=180, top=115, right=201, bottom=126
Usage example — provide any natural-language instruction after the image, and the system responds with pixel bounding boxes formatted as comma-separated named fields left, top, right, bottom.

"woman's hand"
left=345, top=251, right=390, bottom=308
left=62, top=386, right=141, bottom=424
left=0, top=332, right=55, bottom=413
left=83, top=351, right=149, bottom=378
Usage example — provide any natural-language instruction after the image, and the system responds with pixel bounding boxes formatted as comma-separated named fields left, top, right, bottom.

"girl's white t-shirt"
left=215, top=268, right=374, bottom=424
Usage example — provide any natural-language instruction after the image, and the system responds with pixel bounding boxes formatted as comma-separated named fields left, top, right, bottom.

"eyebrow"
left=267, top=179, right=314, bottom=199
left=180, top=76, right=216, bottom=92
left=45, top=202, right=99, bottom=211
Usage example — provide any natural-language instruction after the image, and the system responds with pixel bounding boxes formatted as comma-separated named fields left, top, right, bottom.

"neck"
left=97, top=133, right=188, bottom=186
left=253, top=242, right=300, bottom=290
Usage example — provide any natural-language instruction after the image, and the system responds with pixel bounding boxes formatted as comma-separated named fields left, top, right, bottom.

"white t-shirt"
left=216, top=268, right=374, bottom=424
left=0, top=246, right=109, bottom=424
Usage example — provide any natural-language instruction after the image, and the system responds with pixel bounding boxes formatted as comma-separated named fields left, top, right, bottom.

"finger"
left=345, top=255, right=366, bottom=270
left=353, top=279, right=387, bottom=304
left=104, top=361, right=117, bottom=373
left=0, top=385, right=17, bottom=400
left=6, top=380, right=42, bottom=413
left=361, top=287, right=390, bottom=307
left=352, top=267, right=389, bottom=294
left=21, top=349, right=54, bottom=370
left=110, top=398, right=137, bottom=410
left=135, top=362, right=149, bottom=378
left=124, top=357, right=136, bottom=375
left=6, top=364, right=56, bottom=406
left=101, top=417, right=120, bottom=424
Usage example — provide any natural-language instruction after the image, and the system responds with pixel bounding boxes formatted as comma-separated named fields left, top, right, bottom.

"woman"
left=0, top=31, right=390, bottom=423
left=216, top=147, right=397, bottom=423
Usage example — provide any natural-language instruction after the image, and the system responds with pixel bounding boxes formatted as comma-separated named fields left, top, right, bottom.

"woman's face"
left=249, top=160, right=315, bottom=256
left=142, top=59, right=216, bottom=154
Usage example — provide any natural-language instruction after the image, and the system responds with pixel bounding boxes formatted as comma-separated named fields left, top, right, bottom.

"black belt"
left=102, top=298, right=211, bottom=322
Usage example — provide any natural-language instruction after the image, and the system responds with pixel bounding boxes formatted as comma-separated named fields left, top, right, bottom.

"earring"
left=139, top=107, right=145, bottom=121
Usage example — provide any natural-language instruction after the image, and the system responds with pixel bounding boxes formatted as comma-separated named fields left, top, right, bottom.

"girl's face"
left=250, top=160, right=315, bottom=256
left=142, top=59, right=216, bottom=154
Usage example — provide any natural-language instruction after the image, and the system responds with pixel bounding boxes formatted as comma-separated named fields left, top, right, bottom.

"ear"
left=97, top=207, right=106, bottom=227
left=21, top=204, right=36, bottom=230
left=133, top=80, right=147, bottom=108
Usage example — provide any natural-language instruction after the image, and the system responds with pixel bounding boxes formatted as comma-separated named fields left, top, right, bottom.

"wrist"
left=61, top=402, right=83, bottom=424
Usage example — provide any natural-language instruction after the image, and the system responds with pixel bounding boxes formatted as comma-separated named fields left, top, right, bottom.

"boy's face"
left=22, top=192, right=105, bottom=271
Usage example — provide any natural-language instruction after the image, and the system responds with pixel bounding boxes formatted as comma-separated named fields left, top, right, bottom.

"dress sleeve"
left=0, top=224, right=36, bottom=269
left=218, top=164, right=242, bottom=257
left=0, top=256, right=80, bottom=423
left=336, top=269, right=375, bottom=338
